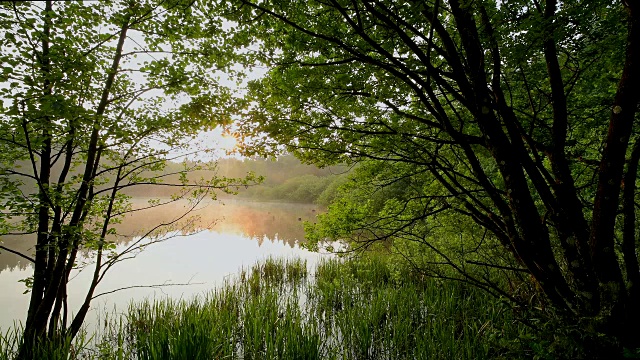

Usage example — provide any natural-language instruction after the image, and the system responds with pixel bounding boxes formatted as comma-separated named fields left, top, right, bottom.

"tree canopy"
left=221, top=0, right=640, bottom=354
left=0, top=0, right=257, bottom=354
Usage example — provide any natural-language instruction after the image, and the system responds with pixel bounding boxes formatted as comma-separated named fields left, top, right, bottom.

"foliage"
left=217, top=155, right=343, bottom=186
left=219, top=0, right=640, bottom=355
left=241, top=174, right=333, bottom=203
left=215, top=155, right=348, bottom=203
left=0, top=0, right=257, bottom=354
left=305, top=161, right=531, bottom=302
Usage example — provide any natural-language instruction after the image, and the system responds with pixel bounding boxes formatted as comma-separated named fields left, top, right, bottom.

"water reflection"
left=214, top=200, right=319, bottom=246
left=0, top=199, right=320, bottom=272
left=0, top=234, right=34, bottom=272
left=0, top=199, right=324, bottom=331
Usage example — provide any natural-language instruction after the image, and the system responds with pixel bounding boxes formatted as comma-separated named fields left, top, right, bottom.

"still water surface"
left=0, top=199, right=325, bottom=331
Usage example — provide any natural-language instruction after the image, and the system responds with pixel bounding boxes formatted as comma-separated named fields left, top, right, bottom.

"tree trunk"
left=589, top=1, right=640, bottom=348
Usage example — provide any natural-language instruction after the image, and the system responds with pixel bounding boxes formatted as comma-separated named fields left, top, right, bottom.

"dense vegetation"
left=2, top=257, right=542, bottom=360
left=108, top=154, right=349, bottom=203
left=217, top=156, right=349, bottom=204
left=223, top=0, right=640, bottom=356
left=9, top=155, right=346, bottom=204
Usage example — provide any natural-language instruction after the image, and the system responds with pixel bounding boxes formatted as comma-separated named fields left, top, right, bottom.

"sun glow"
left=178, top=128, right=243, bottom=161
left=219, top=133, right=238, bottom=153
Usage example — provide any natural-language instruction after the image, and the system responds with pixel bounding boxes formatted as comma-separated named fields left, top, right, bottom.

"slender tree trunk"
left=18, top=8, right=130, bottom=358
left=589, top=1, right=640, bottom=343
left=69, top=166, right=123, bottom=337
left=46, top=142, right=74, bottom=337
left=621, top=139, right=640, bottom=348
left=449, top=0, right=575, bottom=311
left=539, top=0, right=596, bottom=310
left=21, top=2, right=54, bottom=356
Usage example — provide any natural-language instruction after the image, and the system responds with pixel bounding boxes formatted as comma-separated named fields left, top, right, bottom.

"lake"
left=0, top=198, right=326, bottom=332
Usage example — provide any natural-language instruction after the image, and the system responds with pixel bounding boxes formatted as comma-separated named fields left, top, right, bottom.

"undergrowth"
left=2, top=256, right=556, bottom=359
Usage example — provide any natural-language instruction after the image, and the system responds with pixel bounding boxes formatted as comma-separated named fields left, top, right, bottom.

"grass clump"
left=93, top=256, right=529, bottom=359
left=0, top=326, right=88, bottom=360
left=310, top=255, right=527, bottom=359
left=2, top=256, right=534, bottom=359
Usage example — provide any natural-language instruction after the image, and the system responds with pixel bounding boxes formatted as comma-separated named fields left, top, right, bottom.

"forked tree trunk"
left=17, top=8, right=130, bottom=358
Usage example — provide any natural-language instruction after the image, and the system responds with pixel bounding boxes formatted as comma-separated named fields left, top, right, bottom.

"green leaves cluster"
left=219, top=0, right=640, bottom=352
left=0, top=0, right=259, bottom=344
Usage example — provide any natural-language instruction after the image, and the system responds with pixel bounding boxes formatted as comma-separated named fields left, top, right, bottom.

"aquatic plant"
left=1, top=256, right=535, bottom=359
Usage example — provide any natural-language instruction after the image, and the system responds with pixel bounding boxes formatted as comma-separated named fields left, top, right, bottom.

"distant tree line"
left=218, top=155, right=349, bottom=204
left=9, top=155, right=348, bottom=204
left=118, top=154, right=349, bottom=203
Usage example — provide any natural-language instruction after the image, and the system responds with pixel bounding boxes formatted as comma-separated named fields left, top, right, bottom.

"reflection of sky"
left=0, top=200, right=327, bottom=332
left=0, top=199, right=321, bottom=272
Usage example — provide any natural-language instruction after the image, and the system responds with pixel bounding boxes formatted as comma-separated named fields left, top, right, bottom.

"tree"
left=223, top=0, right=640, bottom=354
left=0, top=0, right=256, bottom=356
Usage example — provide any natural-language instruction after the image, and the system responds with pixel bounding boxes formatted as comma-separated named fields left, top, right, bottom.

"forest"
left=10, top=155, right=347, bottom=203
left=1, top=0, right=639, bottom=359
left=126, top=155, right=349, bottom=204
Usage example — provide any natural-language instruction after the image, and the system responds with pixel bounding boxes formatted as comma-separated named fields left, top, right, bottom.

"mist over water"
left=0, top=198, right=326, bottom=331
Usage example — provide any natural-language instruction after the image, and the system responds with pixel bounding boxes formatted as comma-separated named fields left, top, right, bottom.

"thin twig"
left=91, top=281, right=205, bottom=300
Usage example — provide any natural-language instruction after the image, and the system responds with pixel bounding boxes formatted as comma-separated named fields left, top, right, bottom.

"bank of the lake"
left=2, top=256, right=539, bottom=360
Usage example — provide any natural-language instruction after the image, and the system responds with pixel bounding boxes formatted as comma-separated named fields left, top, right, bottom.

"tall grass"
left=0, top=325, right=88, bottom=360
left=1, top=256, right=532, bottom=359
left=308, top=255, right=527, bottom=359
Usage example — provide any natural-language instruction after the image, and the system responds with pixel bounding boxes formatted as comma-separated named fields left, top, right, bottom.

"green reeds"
left=0, top=325, right=88, bottom=360
left=122, top=286, right=242, bottom=360
left=113, top=256, right=527, bottom=359
left=311, top=255, right=524, bottom=359
left=2, top=256, right=531, bottom=359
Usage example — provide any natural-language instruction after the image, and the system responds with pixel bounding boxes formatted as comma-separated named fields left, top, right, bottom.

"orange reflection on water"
left=0, top=199, right=322, bottom=272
